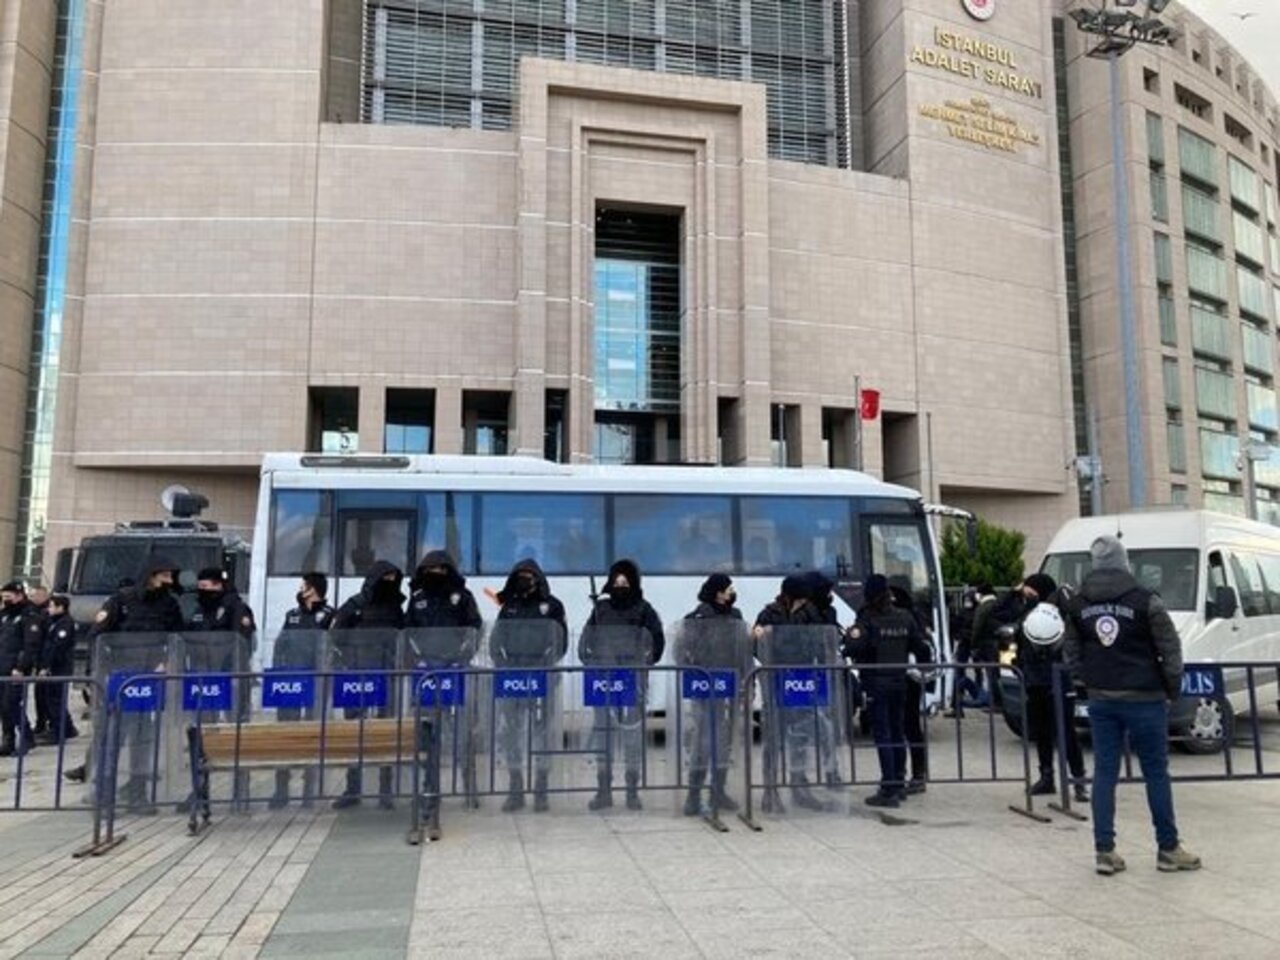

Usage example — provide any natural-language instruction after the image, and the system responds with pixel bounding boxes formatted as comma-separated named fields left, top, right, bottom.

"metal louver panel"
left=362, top=0, right=845, bottom=166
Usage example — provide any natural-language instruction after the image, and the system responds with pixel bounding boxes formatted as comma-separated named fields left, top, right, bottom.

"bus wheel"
left=1178, top=696, right=1232, bottom=755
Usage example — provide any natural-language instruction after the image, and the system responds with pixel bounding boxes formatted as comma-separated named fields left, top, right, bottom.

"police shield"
left=91, top=631, right=175, bottom=813
left=755, top=624, right=847, bottom=813
left=577, top=625, right=655, bottom=802
left=264, top=628, right=326, bottom=808
left=487, top=619, right=566, bottom=811
left=174, top=630, right=253, bottom=811
left=402, top=626, right=483, bottom=816
left=324, top=628, right=402, bottom=805
left=670, top=617, right=750, bottom=819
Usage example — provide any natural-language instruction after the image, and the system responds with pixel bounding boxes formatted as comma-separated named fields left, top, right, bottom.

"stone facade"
left=36, top=0, right=1094, bottom=569
left=1059, top=1, right=1280, bottom=518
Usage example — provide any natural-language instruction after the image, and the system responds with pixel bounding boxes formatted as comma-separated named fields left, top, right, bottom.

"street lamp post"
left=1068, top=1, right=1175, bottom=511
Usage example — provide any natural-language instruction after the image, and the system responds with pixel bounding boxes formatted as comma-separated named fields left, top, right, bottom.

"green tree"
left=940, top=518, right=1026, bottom=588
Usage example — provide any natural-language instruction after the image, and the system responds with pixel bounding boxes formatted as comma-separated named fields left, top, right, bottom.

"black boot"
left=1029, top=773, right=1056, bottom=796
left=588, top=769, right=613, bottom=811
left=683, top=768, right=706, bottom=816
left=0, top=736, right=14, bottom=758
left=1073, top=781, right=1090, bottom=803
left=269, top=770, right=291, bottom=810
left=64, top=764, right=86, bottom=783
left=332, top=767, right=362, bottom=809
left=625, top=771, right=642, bottom=811
left=791, top=776, right=823, bottom=811
left=378, top=767, right=395, bottom=810
left=533, top=771, right=549, bottom=813
left=502, top=770, right=526, bottom=813
left=712, top=769, right=739, bottom=812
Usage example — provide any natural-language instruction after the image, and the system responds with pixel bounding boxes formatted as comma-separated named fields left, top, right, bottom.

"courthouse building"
left=0, top=0, right=1276, bottom=576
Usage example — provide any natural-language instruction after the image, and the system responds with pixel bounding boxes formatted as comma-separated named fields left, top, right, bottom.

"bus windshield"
left=73, top=539, right=224, bottom=594
left=1041, top=548, right=1199, bottom=611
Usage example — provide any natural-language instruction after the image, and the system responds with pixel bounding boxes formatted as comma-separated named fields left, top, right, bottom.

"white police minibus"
left=248, top=454, right=949, bottom=710
left=1039, top=509, right=1280, bottom=753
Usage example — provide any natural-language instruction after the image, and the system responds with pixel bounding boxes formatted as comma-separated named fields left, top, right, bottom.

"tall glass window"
left=362, top=0, right=842, bottom=165
left=14, top=0, right=86, bottom=579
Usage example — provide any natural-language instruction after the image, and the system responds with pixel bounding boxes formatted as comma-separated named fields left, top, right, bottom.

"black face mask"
left=516, top=574, right=537, bottom=596
left=421, top=572, right=450, bottom=596
left=197, top=589, right=222, bottom=608
left=724, top=592, right=737, bottom=608
left=373, top=581, right=402, bottom=604
left=608, top=586, right=632, bottom=607
left=296, top=591, right=309, bottom=607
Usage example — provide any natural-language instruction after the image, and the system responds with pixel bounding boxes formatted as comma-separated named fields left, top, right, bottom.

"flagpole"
left=854, top=375, right=863, bottom=472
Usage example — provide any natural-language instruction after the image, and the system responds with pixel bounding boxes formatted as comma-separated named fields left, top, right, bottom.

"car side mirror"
left=1208, top=585, right=1238, bottom=621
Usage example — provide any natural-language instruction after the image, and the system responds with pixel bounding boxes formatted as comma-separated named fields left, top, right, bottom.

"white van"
left=1035, top=509, right=1280, bottom=753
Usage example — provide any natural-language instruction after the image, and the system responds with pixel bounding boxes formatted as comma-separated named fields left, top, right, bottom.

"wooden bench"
left=195, top=719, right=413, bottom=768
left=185, top=719, right=421, bottom=834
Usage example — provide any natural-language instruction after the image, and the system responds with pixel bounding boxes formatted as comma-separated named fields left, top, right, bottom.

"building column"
left=435, top=384, right=463, bottom=454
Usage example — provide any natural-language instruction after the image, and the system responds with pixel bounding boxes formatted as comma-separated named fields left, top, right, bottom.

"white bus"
left=248, top=454, right=948, bottom=707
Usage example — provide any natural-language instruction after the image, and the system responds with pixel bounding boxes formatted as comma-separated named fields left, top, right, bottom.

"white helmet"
left=1023, top=602, right=1065, bottom=647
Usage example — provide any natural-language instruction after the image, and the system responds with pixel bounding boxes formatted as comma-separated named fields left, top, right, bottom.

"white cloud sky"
left=1177, top=0, right=1280, bottom=100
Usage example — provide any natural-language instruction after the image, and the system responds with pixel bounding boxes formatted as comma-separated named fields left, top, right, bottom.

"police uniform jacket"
left=843, top=604, right=932, bottom=695
left=41, top=611, right=77, bottom=676
left=0, top=600, right=44, bottom=675
left=1063, top=568, right=1183, bottom=702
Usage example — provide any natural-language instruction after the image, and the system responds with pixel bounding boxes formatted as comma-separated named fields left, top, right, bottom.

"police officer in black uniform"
left=84, top=558, right=184, bottom=812
left=269, top=572, right=334, bottom=809
left=580, top=559, right=665, bottom=811
left=405, top=551, right=483, bottom=818
left=1013, top=573, right=1088, bottom=801
left=679, top=573, right=746, bottom=815
left=331, top=560, right=407, bottom=810
left=490, top=559, right=566, bottom=812
left=0, top=581, right=43, bottom=756
left=844, top=574, right=933, bottom=808
left=37, top=593, right=79, bottom=744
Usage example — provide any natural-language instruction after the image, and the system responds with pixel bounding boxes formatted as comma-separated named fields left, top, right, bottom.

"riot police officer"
left=85, top=558, right=184, bottom=813
left=0, top=581, right=43, bottom=756
left=580, top=559, right=665, bottom=812
left=331, top=561, right=406, bottom=810
left=678, top=574, right=747, bottom=816
left=269, top=572, right=334, bottom=809
left=489, top=559, right=566, bottom=813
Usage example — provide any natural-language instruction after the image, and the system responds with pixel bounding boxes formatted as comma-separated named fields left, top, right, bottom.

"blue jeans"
left=870, top=690, right=906, bottom=794
left=1088, top=699, right=1179, bottom=853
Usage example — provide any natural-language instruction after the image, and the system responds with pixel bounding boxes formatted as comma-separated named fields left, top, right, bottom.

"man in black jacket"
left=37, top=594, right=79, bottom=744
left=580, top=559, right=664, bottom=811
left=678, top=574, right=747, bottom=816
left=331, top=560, right=405, bottom=810
left=844, top=574, right=933, bottom=808
left=0, top=581, right=43, bottom=756
left=268, top=573, right=334, bottom=809
left=490, top=559, right=566, bottom=813
left=1063, top=535, right=1200, bottom=875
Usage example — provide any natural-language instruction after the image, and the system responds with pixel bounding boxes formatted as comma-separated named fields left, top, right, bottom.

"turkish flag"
left=860, top=389, right=881, bottom=421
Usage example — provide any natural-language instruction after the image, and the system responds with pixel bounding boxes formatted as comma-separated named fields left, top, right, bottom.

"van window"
left=1043, top=548, right=1198, bottom=611
left=1255, top=553, right=1280, bottom=614
left=1228, top=552, right=1268, bottom=617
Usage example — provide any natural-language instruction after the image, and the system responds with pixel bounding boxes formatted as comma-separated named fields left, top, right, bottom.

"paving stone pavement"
left=0, top=767, right=1278, bottom=959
